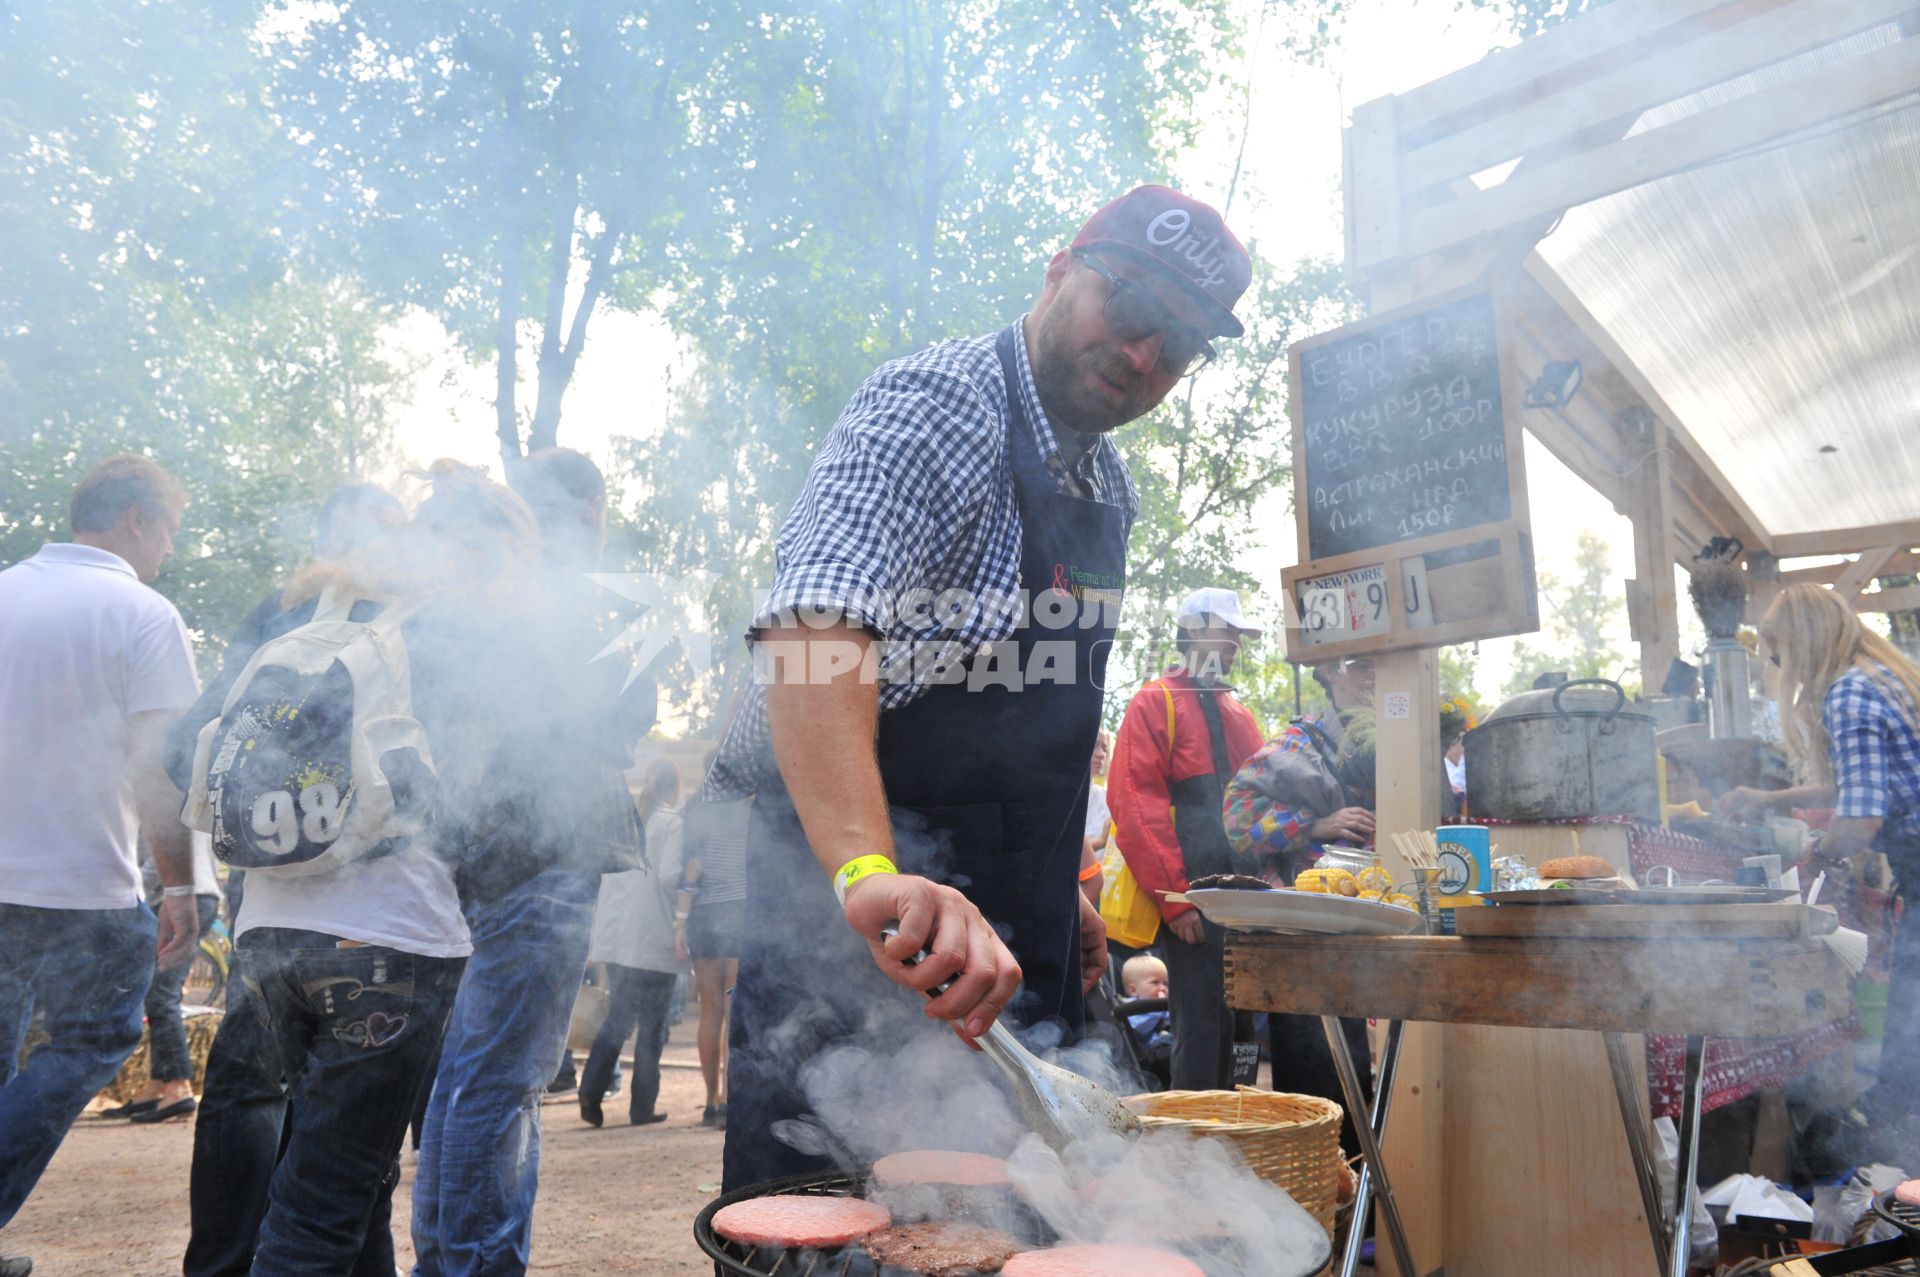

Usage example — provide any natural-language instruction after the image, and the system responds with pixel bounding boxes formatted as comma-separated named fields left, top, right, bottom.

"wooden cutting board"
left=1453, top=900, right=1837, bottom=941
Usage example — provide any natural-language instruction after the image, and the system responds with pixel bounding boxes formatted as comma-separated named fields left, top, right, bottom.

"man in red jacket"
left=1108, top=588, right=1265, bottom=1089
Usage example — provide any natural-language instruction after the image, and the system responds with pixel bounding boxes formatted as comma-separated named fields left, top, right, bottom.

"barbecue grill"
left=695, top=1168, right=1328, bottom=1277
left=694, top=1170, right=1032, bottom=1277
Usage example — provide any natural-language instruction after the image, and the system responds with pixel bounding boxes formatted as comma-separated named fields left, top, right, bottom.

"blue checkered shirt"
left=706, top=320, right=1137, bottom=801
left=1823, top=667, right=1920, bottom=836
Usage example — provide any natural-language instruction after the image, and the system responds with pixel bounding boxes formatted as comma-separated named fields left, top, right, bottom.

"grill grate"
left=1872, top=1188, right=1920, bottom=1246
left=693, top=1170, right=1043, bottom=1277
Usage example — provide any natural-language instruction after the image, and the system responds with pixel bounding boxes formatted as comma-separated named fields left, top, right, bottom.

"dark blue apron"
left=722, top=325, right=1128, bottom=1190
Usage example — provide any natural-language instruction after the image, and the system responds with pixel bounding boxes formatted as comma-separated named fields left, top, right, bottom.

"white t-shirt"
left=234, top=843, right=472, bottom=959
left=1084, top=779, right=1111, bottom=840
left=0, top=544, right=200, bottom=909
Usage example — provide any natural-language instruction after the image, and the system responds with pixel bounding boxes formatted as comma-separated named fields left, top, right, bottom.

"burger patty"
left=872, top=1150, right=1014, bottom=1189
left=1001, top=1243, right=1206, bottom=1276
left=1187, top=873, right=1274, bottom=892
left=861, top=1221, right=1023, bottom=1274
left=710, top=1195, right=891, bottom=1249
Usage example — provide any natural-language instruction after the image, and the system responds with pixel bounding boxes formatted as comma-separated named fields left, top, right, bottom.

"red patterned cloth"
left=1483, top=817, right=1856, bottom=1117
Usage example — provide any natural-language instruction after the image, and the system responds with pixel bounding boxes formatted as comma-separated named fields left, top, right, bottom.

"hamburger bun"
left=1539, top=855, right=1615, bottom=880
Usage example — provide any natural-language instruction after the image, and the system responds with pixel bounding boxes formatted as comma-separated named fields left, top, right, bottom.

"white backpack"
left=183, top=588, right=434, bottom=877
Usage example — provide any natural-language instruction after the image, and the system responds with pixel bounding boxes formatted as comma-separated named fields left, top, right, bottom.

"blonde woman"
left=1725, top=584, right=1920, bottom=1149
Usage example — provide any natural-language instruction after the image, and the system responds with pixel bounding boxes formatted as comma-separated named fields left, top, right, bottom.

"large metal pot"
left=1464, top=678, right=1660, bottom=821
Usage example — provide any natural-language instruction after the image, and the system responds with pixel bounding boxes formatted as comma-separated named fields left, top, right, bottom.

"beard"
left=1028, top=303, right=1157, bottom=435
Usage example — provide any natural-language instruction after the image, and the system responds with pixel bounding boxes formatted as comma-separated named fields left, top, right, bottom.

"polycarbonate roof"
left=1531, top=23, right=1920, bottom=543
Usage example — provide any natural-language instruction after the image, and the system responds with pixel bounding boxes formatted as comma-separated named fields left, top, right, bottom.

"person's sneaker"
left=545, top=1072, right=579, bottom=1097
left=579, top=1096, right=603, bottom=1128
left=702, top=1104, right=728, bottom=1129
left=1, top=1250, right=33, bottom=1276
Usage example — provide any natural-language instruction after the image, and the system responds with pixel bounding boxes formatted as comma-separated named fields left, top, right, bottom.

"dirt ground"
left=3, top=1018, right=726, bottom=1276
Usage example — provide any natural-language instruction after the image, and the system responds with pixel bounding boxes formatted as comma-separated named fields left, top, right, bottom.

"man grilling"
left=707, top=186, right=1252, bottom=1188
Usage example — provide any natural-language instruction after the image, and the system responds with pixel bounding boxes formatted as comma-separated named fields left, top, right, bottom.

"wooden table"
left=1224, top=933, right=1856, bottom=1277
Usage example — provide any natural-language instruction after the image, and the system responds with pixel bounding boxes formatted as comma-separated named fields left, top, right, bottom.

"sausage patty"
left=861, top=1221, right=1024, bottom=1274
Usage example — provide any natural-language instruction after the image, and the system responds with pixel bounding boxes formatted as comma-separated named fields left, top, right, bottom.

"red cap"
left=1071, top=185, right=1251, bottom=338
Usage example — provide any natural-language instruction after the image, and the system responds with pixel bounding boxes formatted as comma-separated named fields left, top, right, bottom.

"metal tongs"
left=880, top=925, right=1142, bottom=1153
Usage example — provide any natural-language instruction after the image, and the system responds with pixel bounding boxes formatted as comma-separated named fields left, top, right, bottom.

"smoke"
left=769, top=1014, right=1331, bottom=1277
left=1010, top=1130, right=1331, bottom=1277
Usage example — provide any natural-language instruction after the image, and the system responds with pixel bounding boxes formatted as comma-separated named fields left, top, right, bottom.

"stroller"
left=1084, top=960, right=1258, bottom=1093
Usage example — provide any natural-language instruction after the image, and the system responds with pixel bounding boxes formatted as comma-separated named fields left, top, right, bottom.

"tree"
left=1499, top=529, right=1632, bottom=699
left=1, top=2, right=411, bottom=657
left=262, top=1, right=735, bottom=469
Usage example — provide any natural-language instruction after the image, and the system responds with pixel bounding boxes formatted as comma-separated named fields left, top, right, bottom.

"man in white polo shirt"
left=0, top=454, right=202, bottom=1268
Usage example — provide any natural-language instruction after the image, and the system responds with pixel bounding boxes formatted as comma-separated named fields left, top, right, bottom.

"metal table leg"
left=1325, top=1016, right=1419, bottom=1277
left=1667, top=1036, right=1707, bottom=1277
left=1604, top=1031, right=1669, bottom=1271
left=1337, top=1019, right=1406, bottom=1277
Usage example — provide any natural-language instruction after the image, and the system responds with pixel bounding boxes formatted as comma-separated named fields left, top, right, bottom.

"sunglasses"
left=1073, top=249, right=1217, bottom=377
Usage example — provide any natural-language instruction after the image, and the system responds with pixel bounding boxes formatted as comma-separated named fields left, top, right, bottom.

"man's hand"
left=841, top=872, right=1023, bottom=1040
left=155, top=894, right=199, bottom=971
left=1166, top=909, right=1207, bottom=945
left=1077, top=890, right=1107, bottom=993
left=1308, top=807, right=1376, bottom=845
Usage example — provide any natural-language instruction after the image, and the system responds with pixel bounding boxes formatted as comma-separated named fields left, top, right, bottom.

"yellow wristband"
left=833, top=854, right=898, bottom=907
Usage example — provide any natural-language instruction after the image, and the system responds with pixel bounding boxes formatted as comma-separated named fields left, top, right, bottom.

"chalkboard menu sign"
left=1280, top=286, right=1537, bottom=662
left=1295, top=291, right=1510, bottom=562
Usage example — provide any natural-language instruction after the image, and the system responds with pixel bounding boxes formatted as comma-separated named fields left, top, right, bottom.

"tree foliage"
left=1499, top=529, right=1633, bottom=699
left=1, top=1, right=409, bottom=660
left=262, top=0, right=732, bottom=466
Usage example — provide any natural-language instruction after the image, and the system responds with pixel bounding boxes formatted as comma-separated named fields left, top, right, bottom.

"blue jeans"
left=185, top=930, right=411, bottom=1277
left=202, top=928, right=463, bottom=1277
left=581, top=965, right=675, bottom=1120
left=0, top=901, right=155, bottom=1226
left=145, top=893, right=222, bottom=1081
left=411, top=866, right=599, bottom=1277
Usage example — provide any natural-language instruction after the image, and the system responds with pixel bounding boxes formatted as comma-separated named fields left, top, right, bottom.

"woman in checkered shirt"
left=1732, top=583, right=1920, bottom=1155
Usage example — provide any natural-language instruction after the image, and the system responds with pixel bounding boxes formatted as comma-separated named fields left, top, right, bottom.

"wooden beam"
left=1395, top=0, right=1741, bottom=142
left=1860, top=584, right=1920, bottom=614
left=1522, top=256, right=1773, bottom=554
left=1778, top=550, right=1920, bottom=585
left=1773, top=523, right=1920, bottom=558
left=1399, top=0, right=1911, bottom=194
left=1633, top=418, right=1683, bottom=690
left=1403, top=34, right=1920, bottom=262
left=1834, top=545, right=1904, bottom=601
left=1346, top=96, right=1403, bottom=286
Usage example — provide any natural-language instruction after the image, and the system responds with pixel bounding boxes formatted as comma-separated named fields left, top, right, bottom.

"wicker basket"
left=1126, top=1087, right=1344, bottom=1260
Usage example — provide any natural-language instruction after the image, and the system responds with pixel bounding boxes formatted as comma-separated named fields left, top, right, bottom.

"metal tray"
left=1475, top=885, right=1797, bottom=906
left=1185, top=888, right=1424, bottom=936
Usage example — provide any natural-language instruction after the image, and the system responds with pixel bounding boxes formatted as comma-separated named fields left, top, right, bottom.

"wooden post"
left=1631, top=416, right=1681, bottom=692
left=1373, top=650, right=1444, bottom=1277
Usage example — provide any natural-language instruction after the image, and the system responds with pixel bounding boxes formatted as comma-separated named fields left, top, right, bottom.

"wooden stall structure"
left=1306, top=2, right=1920, bottom=1272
